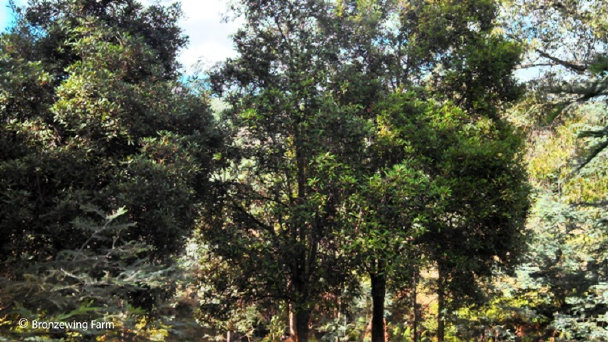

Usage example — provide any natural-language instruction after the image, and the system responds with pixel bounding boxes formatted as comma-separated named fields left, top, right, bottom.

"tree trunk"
left=370, top=272, right=386, bottom=342
left=291, top=307, right=310, bottom=342
left=289, top=304, right=296, bottom=338
left=437, top=263, right=445, bottom=342
left=226, top=331, right=232, bottom=342
left=411, top=267, right=418, bottom=342
left=289, top=301, right=311, bottom=342
left=336, top=297, right=341, bottom=342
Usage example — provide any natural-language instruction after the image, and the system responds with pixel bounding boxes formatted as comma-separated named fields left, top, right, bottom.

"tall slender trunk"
left=289, top=305, right=296, bottom=338
left=437, top=263, right=445, bottom=342
left=226, top=331, right=232, bottom=342
left=290, top=109, right=310, bottom=342
left=289, top=283, right=311, bottom=342
left=411, top=267, right=418, bottom=342
left=370, top=271, right=386, bottom=342
left=290, top=306, right=310, bottom=342
left=336, top=297, right=341, bottom=342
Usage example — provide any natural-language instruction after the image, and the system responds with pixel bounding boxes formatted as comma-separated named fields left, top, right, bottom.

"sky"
left=152, top=0, right=241, bottom=73
left=0, top=0, right=22, bottom=30
left=1, top=0, right=537, bottom=80
left=0, top=0, right=240, bottom=73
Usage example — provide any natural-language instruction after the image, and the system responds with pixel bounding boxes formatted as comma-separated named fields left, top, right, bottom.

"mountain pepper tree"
left=204, top=0, right=383, bottom=340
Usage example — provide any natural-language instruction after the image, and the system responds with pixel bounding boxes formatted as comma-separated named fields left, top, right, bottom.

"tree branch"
left=576, top=139, right=608, bottom=172
left=536, top=49, right=587, bottom=73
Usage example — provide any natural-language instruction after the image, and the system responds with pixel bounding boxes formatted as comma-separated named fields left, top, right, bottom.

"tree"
left=442, top=1, right=608, bottom=338
left=348, top=160, right=444, bottom=342
left=335, top=1, right=529, bottom=339
left=205, top=0, right=376, bottom=340
left=451, top=1, right=608, bottom=339
left=362, top=91, right=529, bottom=341
left=502, top=0, right=608, bottom=168
left=0, top=0, right=220, bottom=338
left=344, top=92, right=444, bottom=342
left=205, top=1, right=530, bottom=340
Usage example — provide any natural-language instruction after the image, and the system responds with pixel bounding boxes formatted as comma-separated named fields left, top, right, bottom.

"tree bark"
left=336, top=297, right=341, bottom=342
left=289, top=304, right=296, bottom=338
left=291, top=307, right=310, bottom=342
left=370, top=271, right=387, bottom=342
left=437, top=263, right=445, bottom=342
left=411, top=267, right=418, bottom=342
left=289, top=300, right=311, bottom=342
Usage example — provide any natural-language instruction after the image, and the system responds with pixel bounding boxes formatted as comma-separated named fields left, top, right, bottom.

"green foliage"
left=201, top=1, right=385, bottom=339
left=454, top=84, right=608, bottom=341
left=376, top=91, right=530, bottom=306
left=8, top=0, right=602, bottom=340
left=0, top=0, right=220, bottom=340
left=200, top=1, right=530, bottom=340
left=502, top=0, right=608, bottom=168
left=447, top=1, right=608, bottom=339
left=0, top=207, right=174, bottom=340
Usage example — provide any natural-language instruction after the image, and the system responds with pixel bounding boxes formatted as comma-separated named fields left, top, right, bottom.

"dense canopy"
left=0, top=0, right=606, bottom=341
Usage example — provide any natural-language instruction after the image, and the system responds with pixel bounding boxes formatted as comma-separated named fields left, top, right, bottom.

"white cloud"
left=2, top=0, right=239, bottom=73
left=146, top=0, right=242, bottom=74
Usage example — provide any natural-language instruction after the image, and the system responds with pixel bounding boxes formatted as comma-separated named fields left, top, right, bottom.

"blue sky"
left=1, top=0, right=537, bottom=81
left=1, top=0, right=26, bottom=31
left=0, top=0, right=240, bottom=73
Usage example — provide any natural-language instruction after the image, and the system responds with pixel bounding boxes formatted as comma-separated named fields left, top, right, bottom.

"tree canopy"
left=3, top=0, right=607, bottom=340
left=1, top=0, right=220, bottom=339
